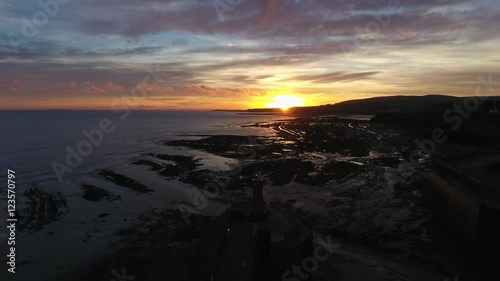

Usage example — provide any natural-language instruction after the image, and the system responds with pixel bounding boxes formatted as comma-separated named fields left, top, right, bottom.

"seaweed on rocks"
left=81, top=184, right=121, bottom=202
left=133, top=153, right=216, bottom=188
left=166, top=135, right=265, bottom=158
left=98, top=170, right=154, bottom=193
left=17, top=184, right=69, bottom=233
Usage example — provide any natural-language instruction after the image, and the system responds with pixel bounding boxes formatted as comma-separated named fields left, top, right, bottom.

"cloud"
left=104, top=81, right=125, bottom=91
left=291, top=71, right=380, bottom=83
left=0, top=80, right=21, bottom=93
left=72, top=0, right=499, bottom=43
left=0, top=42, right=167, bottom=60
left=84, top=81, right=105, bottom=94
left=261, top=0, right=280, bottom=25
left=56, top=81, right=77, bottom=89
left=1, top=0, right=499, bottom=109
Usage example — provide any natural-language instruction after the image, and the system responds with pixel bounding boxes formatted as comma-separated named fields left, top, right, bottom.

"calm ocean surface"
left=0, top=110, right=284, bottom=184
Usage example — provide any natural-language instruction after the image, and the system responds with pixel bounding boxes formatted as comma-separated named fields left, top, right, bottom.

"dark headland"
left=216, top=94, right=498, bottom=115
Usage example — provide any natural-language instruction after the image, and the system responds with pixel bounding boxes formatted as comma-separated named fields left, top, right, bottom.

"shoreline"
left=3, top=114, right=496, bottom=280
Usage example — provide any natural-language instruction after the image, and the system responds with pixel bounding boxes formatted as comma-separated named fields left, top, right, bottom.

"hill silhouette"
left=245, top=95, right=497, bottom=115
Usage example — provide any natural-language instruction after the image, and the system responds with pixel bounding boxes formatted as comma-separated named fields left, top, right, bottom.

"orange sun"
left=266, top=95, right=304, bottom=111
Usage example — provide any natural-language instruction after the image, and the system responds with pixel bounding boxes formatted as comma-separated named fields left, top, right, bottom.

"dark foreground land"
left=45, top=108, right=500, bottom=281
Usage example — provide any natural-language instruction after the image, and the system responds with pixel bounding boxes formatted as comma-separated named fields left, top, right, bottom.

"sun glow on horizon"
left=265, top=95, right=305, bottom=111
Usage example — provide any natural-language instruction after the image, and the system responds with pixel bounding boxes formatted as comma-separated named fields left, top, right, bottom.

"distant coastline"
left=216, top=94, right=499, bottom=116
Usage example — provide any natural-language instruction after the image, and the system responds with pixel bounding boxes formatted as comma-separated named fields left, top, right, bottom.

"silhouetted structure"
left=191, top=179, right=313, bottom=281
left=424, top=154, right=500, bottom=253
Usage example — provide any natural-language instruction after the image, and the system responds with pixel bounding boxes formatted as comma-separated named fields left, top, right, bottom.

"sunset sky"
left=1, top=0, right=499, bottom=110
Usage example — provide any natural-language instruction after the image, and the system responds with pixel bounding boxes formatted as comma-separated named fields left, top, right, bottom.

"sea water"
left=0, top=110, right=282, bottom=185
